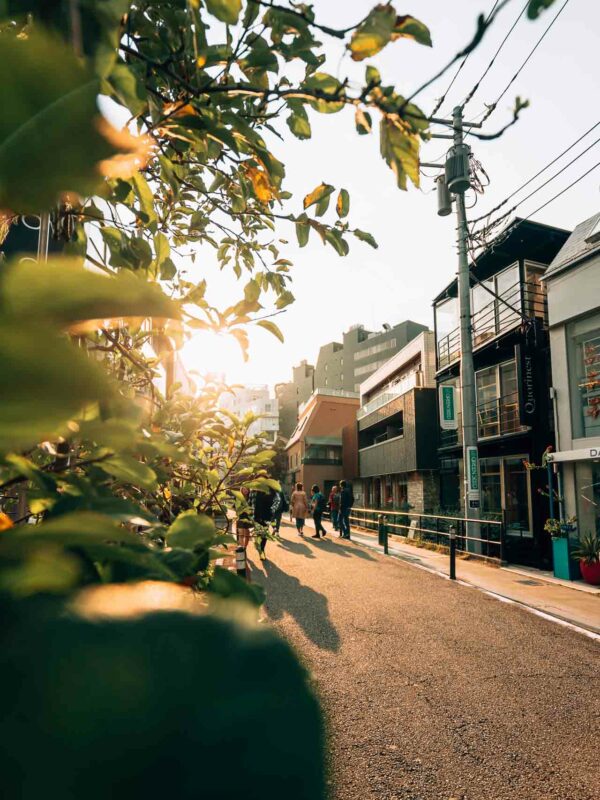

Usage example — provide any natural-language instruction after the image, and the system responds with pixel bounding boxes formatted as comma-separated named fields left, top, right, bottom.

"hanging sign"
left=516, top=341, right=537, bottom=425
left=439, top=385, right=458, bottom=430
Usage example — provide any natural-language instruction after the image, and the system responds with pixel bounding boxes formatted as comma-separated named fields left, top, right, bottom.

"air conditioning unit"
left=445, top=144, right=471, bottom=194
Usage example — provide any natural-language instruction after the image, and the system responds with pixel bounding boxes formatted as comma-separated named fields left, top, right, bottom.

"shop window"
left=567, top=313, right=600, bottom=439
left=575, top=460, right=600, bottom=536
left=480, top=457, right=502, bottom=517
left=476, top=360, right=523, bottom=438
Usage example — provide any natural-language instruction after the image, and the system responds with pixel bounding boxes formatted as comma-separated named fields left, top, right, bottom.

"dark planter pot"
left=551, top=537, right=580, bottom=580
left=580, top=560, right=600, bottom=586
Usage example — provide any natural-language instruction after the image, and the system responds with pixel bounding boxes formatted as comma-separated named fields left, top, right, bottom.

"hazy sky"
left=180, top=0, right=599, bottom=389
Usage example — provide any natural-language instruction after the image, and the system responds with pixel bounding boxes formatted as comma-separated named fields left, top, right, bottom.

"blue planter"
left=552, top=537, right=580, bottom=580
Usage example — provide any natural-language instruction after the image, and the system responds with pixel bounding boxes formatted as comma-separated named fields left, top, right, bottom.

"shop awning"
left=547, top=447, right=600, bottom=463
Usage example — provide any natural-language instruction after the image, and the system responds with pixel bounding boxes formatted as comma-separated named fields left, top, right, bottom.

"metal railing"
left=357, top=373, right=420, bottom=419
left=348, top=506, right=504, bottom=561
left=476, top=389, right=527, bottom=439
left=436, top=280, right=547, bottom=369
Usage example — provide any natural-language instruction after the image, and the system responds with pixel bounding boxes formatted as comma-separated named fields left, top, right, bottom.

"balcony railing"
left=357, top=373, right=420, bottom=420
left=439, top=391, right=527, bottom=448
left=436, top=279, right=547, bottom=370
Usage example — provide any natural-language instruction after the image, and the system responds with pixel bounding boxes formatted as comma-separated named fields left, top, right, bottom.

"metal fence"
left=347, top=506, right=504, bottom=561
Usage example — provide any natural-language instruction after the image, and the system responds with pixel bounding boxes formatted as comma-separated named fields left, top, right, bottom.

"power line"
left=431, top=0, right=501, bottom=117
left=462, top=0, right=529, bottom=110
left=479, top=0, right=571, bottom=123
left=470, top=160, right=600, bottom=249
left=469, top=120, right=600, bottom=224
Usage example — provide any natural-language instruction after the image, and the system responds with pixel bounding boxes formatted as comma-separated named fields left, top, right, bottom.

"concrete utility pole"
left=450, top=106, right=481, bottom=542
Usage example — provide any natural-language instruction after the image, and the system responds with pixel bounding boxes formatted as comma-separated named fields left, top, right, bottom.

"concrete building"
left=543, top=211, right=600, bottom=539
left=433, top=219, right=570, bottom=569
left=284, top=389, right=359, bottom=497
left=356, top=331, right=439, bottom=512
left=277, top=320, right=428, bottom=439
left=221, top=385, right=279, bottom=444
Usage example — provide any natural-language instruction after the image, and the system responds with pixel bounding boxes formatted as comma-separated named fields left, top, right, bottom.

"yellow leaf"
left=97, top=120, right=153, bottom=179
left=0, top=512, right=14, bottom=531
left=303, top=182, right=334, bottom=210
left=245, top=166, right=276, bottom=203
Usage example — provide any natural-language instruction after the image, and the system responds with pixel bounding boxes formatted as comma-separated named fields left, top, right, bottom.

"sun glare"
left=179, top=330, right=246, bottom=382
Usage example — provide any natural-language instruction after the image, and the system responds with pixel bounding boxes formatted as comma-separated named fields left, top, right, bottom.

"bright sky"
left=177, top=0, right=599, bottom=389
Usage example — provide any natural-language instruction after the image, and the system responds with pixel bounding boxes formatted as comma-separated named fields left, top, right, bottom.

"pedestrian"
left=253, top=488, right=274, bottom=561
left=271, top=489, right=288, bottom=537
left=310, top=484, right=327, bottom=539
left=328, top=484, right=340, bottom=531
left=290, top=482, right=309, bottom=536
left=339, top=479, right=354, bottom=540
left=235, top=487, right=253, bottom=574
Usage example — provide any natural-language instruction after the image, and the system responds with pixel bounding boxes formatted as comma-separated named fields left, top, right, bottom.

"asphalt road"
left=252, top=522, right=600, bottom=800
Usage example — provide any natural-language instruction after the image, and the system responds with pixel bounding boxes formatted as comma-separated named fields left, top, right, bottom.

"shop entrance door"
left=503, top=456, right=536, bottom=566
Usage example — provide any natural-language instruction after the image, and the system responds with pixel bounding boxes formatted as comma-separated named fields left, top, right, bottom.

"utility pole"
left=451, top=106, right=481, bottom=544
left=423, top=107, right=481, bottom=546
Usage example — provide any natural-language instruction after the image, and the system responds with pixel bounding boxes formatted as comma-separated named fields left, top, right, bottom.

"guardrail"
left=347, top=506, right=504, bottom=562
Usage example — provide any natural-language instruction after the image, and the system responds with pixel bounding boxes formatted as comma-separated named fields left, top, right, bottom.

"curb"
left=350, top=532, right=600, bottom=642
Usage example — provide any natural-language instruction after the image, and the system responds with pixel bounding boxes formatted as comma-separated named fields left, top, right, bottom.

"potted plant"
left=572, top=532, right=600, bottom=586
left=544, top=517, right=580, bottom=580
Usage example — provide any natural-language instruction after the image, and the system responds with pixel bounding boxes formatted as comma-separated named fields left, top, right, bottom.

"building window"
left=354, top=358, right=388, bottom=377
left=475, top=360, right=522, bottom=439
left=567, top=312, right=600, bottom=439
left=435, top=296, right=459, bottom=367
left=353, top=338, right=397, bottom=361
left=575, top=460, right=600, bottom=536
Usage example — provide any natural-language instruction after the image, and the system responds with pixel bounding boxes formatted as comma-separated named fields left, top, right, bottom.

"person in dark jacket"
left=338, top=480, right=354, bottom=540
left=328, top=485, right=341, bottom=531
left=253, top=489, right=274, bottom=560
left=310, top=484, right=327, bottom=539
left=271, top=490, right=288, bottom=537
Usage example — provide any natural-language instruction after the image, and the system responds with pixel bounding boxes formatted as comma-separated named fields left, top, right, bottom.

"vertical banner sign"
left=516, top=341, right=537, bottom=426
left=439, top=385, right=458, bottom=430
left=467, top=446, right=480, bottom=508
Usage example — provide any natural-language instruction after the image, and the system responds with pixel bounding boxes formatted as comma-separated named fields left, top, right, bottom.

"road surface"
left=252, top=522, right=600, bottom=800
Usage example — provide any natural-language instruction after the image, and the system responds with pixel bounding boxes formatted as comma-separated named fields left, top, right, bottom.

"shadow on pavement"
left=317, top=535, right=377, bottom=561
left=261, top=560, right=341, bottom=652
left=277, top=537, right=317, bottom=559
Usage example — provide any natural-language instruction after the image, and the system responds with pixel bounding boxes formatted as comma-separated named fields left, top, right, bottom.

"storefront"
left=547, top=448, right=600, bottom=537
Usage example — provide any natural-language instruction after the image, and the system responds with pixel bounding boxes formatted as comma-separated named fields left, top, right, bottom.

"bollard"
left=235, top=546, right=247, bottom=579
left=378, top=514, right=389, bottom=555
left=449, top=524, right=456, bottom=580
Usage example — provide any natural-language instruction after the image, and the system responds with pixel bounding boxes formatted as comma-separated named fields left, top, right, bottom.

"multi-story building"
left=356, top=331, right=439, bottom=512
left=277, top=320, right=428, bottom=439
left=543, top=212, right=600, bottom=538
left=284, top=389, right=359, bottom=497
left=433, top=218, right=570, bottom=569
left=221, top=385, right=279, bottom=444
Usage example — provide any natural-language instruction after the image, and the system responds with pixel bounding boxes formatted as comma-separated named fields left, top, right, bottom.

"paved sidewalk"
left=299, top=519, right=600, bottom=637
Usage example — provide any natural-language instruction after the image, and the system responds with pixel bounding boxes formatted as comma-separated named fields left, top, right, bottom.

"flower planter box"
left=552, top=537, right=580, bottom=581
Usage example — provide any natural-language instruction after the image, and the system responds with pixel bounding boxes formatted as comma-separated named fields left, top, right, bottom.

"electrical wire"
left=430, top=0, right=501, bottom=117
left=479, top=0, right=572, bottom=123
left=462, top=0, right=529, bottom=110
left=470, top=160, right=600, bottom=250
left=469, top=120, right=600, bottom=224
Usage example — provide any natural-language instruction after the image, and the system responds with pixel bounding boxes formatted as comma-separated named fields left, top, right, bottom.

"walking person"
left=271, top=489, right=288, bottom=537
left=290, top=482, right=309, bottom=536
left=253, top=488, right=274, bottom=561
left=328, top=484, right=341, bottom=532
left=339, top=479, right=354, bottom=540
left=310, top=484, right=327, bottom=539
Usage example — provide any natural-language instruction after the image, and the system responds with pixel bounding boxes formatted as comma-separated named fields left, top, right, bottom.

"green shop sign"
left=467, top=446, right=480, bottom=496
left=439, top=385, right=457, bottom=430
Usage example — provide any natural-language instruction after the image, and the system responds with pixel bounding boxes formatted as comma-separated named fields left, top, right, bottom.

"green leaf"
left=0, top=323, right=112, bottom=451
left=303, top=182, right=335, bottom=210
left=257, top=319, right=284, bottom=343
left=302, top=73, right=345, bottom=114
left=0, top=30, right=125, bottom=212
left=166, top=511, right=217, bottom=550
left=324, top=228, right=349, bottom=257
left=107, top=62, right=147, bottom=115
left=379, top=115, right=421, bottom=190
left=209, top=565, right=266, bottom=607
left=205, top=0, right=242, bottom=25
left=97, top=456, right=157, bottom=490
left=527, top=0, right=558, bottom=18
left=0, top=512, right=139, bottom=549
left=314, top=193, right=331, bottom=217
left=3, top=257, right=180, bottom=328
left=392, top=15, right=432, bottom=47
left=365, top=65, right=381, bottom=85
left=244, top=279, right=261, bottom=304
left=336, top=189, right=350, bottom=218
left=286, top=103, right=312, bottom=139
left=295, top=215, right=310, bottom=247
left=353, top=229, right=379, bottom=249
left=131, top=172, right=157, bottom=228
left=349, top=4, right=396, bottom=61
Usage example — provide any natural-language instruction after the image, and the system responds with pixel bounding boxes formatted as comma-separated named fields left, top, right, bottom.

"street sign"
left=467, top=446, right=480, bottom=503
left=439, top=385, right=457, bottom=430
